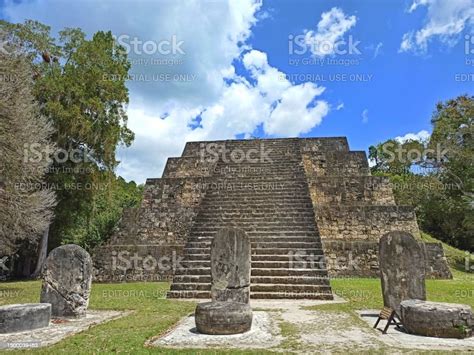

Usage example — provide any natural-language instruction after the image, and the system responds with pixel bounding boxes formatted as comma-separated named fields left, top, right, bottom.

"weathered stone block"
left=379, top=231, right=426, bottom=314
left=40, top=244, right=92, bottom=318
left=0, top=303, right=51, bottom=333
left=195, top=301, right=253, bottom=335
left=211, top=228, right=251, bottom=304
left=401, top=299, right=473, bottom=339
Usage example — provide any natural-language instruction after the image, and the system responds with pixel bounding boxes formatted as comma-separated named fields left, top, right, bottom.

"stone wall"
left=316, top=205, right=420, bottom=241
left=302, top=151, right=370, bottom=177
left=137, top=177, right=209, bottom=245
left=93, top=244, right=184, bottom=283
left=307, top=176, right=395, bottom=205
left=92, top=176, right=210, bottom=281
left=323, top=240, right=452, bottom=279
left=299, top=137, right=349, bottom=153
left=162, top=157, right=216, bottom=178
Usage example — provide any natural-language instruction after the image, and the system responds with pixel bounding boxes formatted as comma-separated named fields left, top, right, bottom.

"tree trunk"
left=32, top=225, right=49, bottom=278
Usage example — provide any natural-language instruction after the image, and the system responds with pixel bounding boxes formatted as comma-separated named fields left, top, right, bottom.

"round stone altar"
left=400, top=299, right=473, bottom=339
left=195, top=301, right=253, bottom=335
left=0, top=303, right=51, bottom=334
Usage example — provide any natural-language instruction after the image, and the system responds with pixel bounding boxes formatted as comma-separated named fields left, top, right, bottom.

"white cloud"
left=266, top=84, right=329, bottom=136
left=400, top=0, right=474, bottom=53
left=119, top=49, right=329, bottom=182
left=336, top=103, right=344, bottom=110
left=3, top=1, right=331, bottom=183
left=361, top=109, right=369, bottom=124
left=304, top=7, right=357, bottom=57
left=395, top=130, right=431, bottom=143
left=3, top=0, right=262, bottom=111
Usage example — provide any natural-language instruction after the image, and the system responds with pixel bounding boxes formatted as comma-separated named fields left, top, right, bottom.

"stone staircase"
left=167, top=139, right=333, bottom=299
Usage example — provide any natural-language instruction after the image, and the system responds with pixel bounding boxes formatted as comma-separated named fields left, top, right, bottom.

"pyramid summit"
left=93, top=137, right=452, bottom=298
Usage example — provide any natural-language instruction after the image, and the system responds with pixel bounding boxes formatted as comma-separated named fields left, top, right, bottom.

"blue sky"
left=1, top=0, right=473, bottom=182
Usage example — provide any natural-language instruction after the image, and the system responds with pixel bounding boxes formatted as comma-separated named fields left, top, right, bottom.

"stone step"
left=198, top=206, right=315, bottom=212
left=166, top=290, right=334, bottom=300
left=181, top=259, right=325, bottom=269
left=204, top=187, right=309, bottom=194
left=170, top=283, right=332, bottom=293
left=251, top=268, right=329, bottom=277
left=193, top=220, right=316, bottom=227
left=191, top=226, right=317, bottom=233
left=197, top=206, right=315, bottom=213
left=190, top=229, right=318, bottom=240
left=250, top=292, right=333, bottom=300
left=195, top=212, right=315, bottom=218
left=185, top=247, right=323, bottom=255
left=186, top=241, right=321, bottom=249
left=171, top=275, right=330, bottom=285
left=201, top=198, right=313, bottom=204
left=173, top=267, right=328, bottom=277
left=195, top=215, right=316, bottom=221
left=187, top=237, right=320, bottom=244
left=250, top=284, right=332, bottom=293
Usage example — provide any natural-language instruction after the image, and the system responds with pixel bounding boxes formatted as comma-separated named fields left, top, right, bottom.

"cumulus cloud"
left=3, top=0, right=262, bottom=111
left=304, top=7, right=357, bottom=57
left=3, top=1, right=331, bottom=183
left=395, top=130, right=431, bottom=143
left=399, top=0, right=474, bottom=53
left=116, top=48, right=329, bottom=182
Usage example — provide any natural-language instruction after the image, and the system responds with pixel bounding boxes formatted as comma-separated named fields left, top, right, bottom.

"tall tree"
left=0, top=38, right=56, bottom=260
left=0, top=20, right=134, bottom=251
left=369, top=95, right=473, bottom=251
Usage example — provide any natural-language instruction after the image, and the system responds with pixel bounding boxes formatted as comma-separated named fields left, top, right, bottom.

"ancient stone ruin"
left=379, top=231, right=426, bottom=314
left=0, top=303, right=51, bottom=334
left=93, top=137, right=452, bottom=299
left=210, top=228, right=251, bottom=304
left=40, top=244, right=93, bottom=318
left=400, top=300, right=473, bottom=339
left=195, top=227, right=253, bottom=335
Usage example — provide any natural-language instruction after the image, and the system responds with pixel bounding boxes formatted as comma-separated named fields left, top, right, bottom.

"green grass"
left=1, top=273, right=473, bottom=353
left=0, top=233, right=472, bottom=354
left=0, top=282, right=275, bottom=354
left=311, top=272, right=474, bottom=313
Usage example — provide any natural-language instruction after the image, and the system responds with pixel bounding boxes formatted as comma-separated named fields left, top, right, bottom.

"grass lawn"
left=0, top=270, right=473, bottom=354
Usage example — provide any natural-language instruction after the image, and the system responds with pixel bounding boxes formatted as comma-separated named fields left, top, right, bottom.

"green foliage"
left=369, top=95, right=473, bottom=252
left=58, top=175, right=143, bottom=252
left=0, top=19, right=140, bottom=251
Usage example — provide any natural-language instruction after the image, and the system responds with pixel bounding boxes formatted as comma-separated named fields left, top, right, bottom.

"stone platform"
left=149, top=311, right=280, bottom=349
left=0, top=304, right=51, bottom=334
left=0, top=310, right=129, bottom=350
left=359, top=310, right=474, bottom=351
left=400, top=300, right=473, bottom=339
